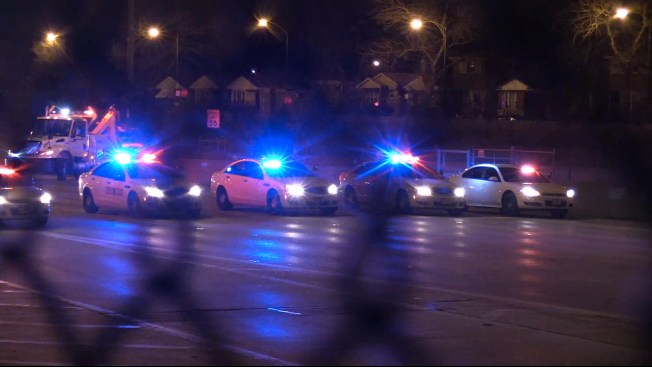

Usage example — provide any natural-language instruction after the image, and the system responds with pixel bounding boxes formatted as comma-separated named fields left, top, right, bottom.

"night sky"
left=0, top=0, right=564, bottom=82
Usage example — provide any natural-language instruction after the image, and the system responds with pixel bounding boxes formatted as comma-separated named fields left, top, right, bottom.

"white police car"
left=78, top=152, right=202, bottom=218
left=210, top=157, right=339, bottom=215
left=449, top=163, right=575, bottom=218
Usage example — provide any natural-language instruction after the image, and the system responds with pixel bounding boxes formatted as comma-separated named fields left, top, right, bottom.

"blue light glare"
left=114, top=152, right=133, bottom=165
left=263, top=159, right=282, bottom=169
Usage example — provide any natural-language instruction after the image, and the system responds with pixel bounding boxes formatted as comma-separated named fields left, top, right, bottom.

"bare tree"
left=364, top=0, right=483, bottom=107
left=568, top=0, right=650, bottom=120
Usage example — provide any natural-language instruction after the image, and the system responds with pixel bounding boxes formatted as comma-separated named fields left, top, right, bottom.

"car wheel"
left=395, top=190, right=411, bottom=214
left=320, top=207, right=337, bottom=216
left=343, top=187, right=358, bottom=210
left=187, top=208, right=201, bottom=219
left=56, top=156, right=72, bottom=181
left=551, top=209, right=568, bottom=219
left=501, top=192, right=520, bottom=216
left=32, top=216, right=48, bottom=228
left=267, top=190, right=283, bottom=215
left=216, top=187, right=233, bottom=210
left=447, top=209, right=464, bottom=216
left=82, top=189, right=99, bottom=213
left=128, top=192, right=143, bottom=217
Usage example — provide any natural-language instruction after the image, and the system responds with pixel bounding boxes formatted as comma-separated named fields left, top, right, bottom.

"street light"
left=45, top=32, right=58, bottom=45
left=257, top=17, right=289, bottom=66
left=147, top=26, right=181, bottom=85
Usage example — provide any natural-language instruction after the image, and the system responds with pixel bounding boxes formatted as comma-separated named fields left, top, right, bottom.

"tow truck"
left=9, top=105, right=123, bottom=181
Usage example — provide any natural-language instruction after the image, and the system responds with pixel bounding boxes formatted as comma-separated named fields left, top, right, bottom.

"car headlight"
left=0, top=196, right=7, bottom=205
left=566, top=189, right=575, bottom=198
left=328, top=184, right=338, bottom=195
left=415, top=186, right=432, bottom=196
left=286, top=184, right=305, bottom=197
left=189, top=185, right=201, bottom=197
left=521, top=186, right=540, bottom=197
left=454, top=187, right=465, bottom=198
left=40, top=192, right=52, bottom=204
left=144, top=186, right=165, bottom=198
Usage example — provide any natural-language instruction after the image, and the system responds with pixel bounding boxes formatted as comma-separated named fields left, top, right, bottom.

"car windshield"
left=126, top=163, right=184, bottom=182
left=0, top=173, right=35, bottom=187
left=363, top=161, right=444, bottom=179
left=30, top=118, right=72, bottom=137
left=499, top=166, right=550, bottom=183
left=266, top=161, right=317, bottom=178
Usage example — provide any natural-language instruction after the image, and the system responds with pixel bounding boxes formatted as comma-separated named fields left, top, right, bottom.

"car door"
left=457, top=166, right=486, bottom=206
left=100, top=163, right=128, bottom=209
left=86, top=163, right=112, bottom=207
left=220, top=161, right=251, bottom=205
left=479, top=167, right=503, bottom=207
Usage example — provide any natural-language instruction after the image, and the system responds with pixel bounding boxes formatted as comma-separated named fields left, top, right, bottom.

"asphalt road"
left=0, top=175, right=651, bottom=365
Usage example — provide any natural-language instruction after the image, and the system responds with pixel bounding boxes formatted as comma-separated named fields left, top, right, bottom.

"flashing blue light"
left=263, top=159, right=282, bottom=169
left=114, top=152, right=133, bottom=165
left=388, top=152, right=418, bottom=165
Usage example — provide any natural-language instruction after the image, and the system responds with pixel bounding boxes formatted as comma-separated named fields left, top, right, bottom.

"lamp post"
left=411, top=17, right=448, bottom=112
left=147, top=26, right=181, bottom=86
left=257, top=18, right=289, bottom=67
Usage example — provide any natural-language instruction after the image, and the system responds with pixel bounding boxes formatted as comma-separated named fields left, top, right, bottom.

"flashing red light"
left=0, top=167, right=16, bottom=175
left=374, top=101, right=379, bottom=107
left=521, top=165, right=536, bottom=174
left=141, top=153, right=157, bottom=164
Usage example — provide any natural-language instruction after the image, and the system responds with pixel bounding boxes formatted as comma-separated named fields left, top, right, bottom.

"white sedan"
left=449, top=163, right=575, bottom=218
left=78, top=153, right=202, bottom=218
left=210, top=158, right=338, bottom=215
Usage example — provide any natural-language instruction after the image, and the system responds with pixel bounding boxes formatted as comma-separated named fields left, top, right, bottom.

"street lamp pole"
left=257, top=18, right=289, bottom=67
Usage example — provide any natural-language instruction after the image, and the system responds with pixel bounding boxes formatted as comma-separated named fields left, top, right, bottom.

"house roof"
left=356, top=72, right=425, bottom=91
left=155, top=76, right=183, bottom=89
left=226, top=73, right=297, bottom=90
left=189, top=75, right=218, bottom=89
left=497, top=78, right=531, bottom=91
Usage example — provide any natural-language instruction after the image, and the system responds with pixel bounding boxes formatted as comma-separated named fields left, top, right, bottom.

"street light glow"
left=46, top=32, right=58, bottom=44
left=410, top=18, right=423, bottom=30
left=258, top=18, right=269, bottom=27
left=147, top=27, right=160, bottom=38
left=614, top=8, right=629, bottom=19
left=373, top=60, right=380, bottom=67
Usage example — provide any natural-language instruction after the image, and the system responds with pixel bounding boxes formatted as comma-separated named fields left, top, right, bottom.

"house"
left=355, top=72, right=425, bottom=114
left=225, top=74, right=307, bottom=117
left=189, top=75, right=219, bottom=105
left=154, top=76, right=187, bottom=99
left=496, top=78, right=532, bottom=119
left=447, top=50, right=490, bottom=118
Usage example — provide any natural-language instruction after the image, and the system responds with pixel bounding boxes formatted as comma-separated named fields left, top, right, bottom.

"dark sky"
left=0, top=0, right=565, bottom=84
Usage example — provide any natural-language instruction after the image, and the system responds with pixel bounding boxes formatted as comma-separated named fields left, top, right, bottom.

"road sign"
left=207, top=109, right=220, bottom=128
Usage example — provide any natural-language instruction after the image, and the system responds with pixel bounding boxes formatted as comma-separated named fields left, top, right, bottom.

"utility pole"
left=127, top=0, right=135, bottom=85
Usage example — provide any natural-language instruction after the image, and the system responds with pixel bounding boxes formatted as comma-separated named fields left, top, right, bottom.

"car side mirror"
left=488, top=176, right=499, bottom=182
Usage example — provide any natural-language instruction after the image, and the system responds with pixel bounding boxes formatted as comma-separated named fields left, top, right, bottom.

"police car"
left=210, top=157, right=339, bottom=215
left=78, top=152, right=202, bottom=218
left=0, top=166, right=51, bottom=228
left=449, top=163, right=575, bottom=218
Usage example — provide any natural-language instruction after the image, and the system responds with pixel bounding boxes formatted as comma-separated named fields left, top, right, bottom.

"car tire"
left=320, top=207, right=337, bottom=216
left=56, top=155, right=72, bottom=181
left=216, top=187, right=233, bottom=210
left=343, top=187, right=358, bottom=210
left=501, top=192, right=520, bottom=216
left=395, top=190, right=411, bottom=214
left=32, top=216, right=48, bottom=228
left=128, top=192, right=143, bottom=217
left=551, top=209, right=568, bottom=219
left=82, top=189, right=99, bottom=213
left=447, top=209, right=464, bottom=216
left=187, top=208, right=201, bottom=219
left=267, top=191, right=283, bottom=215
